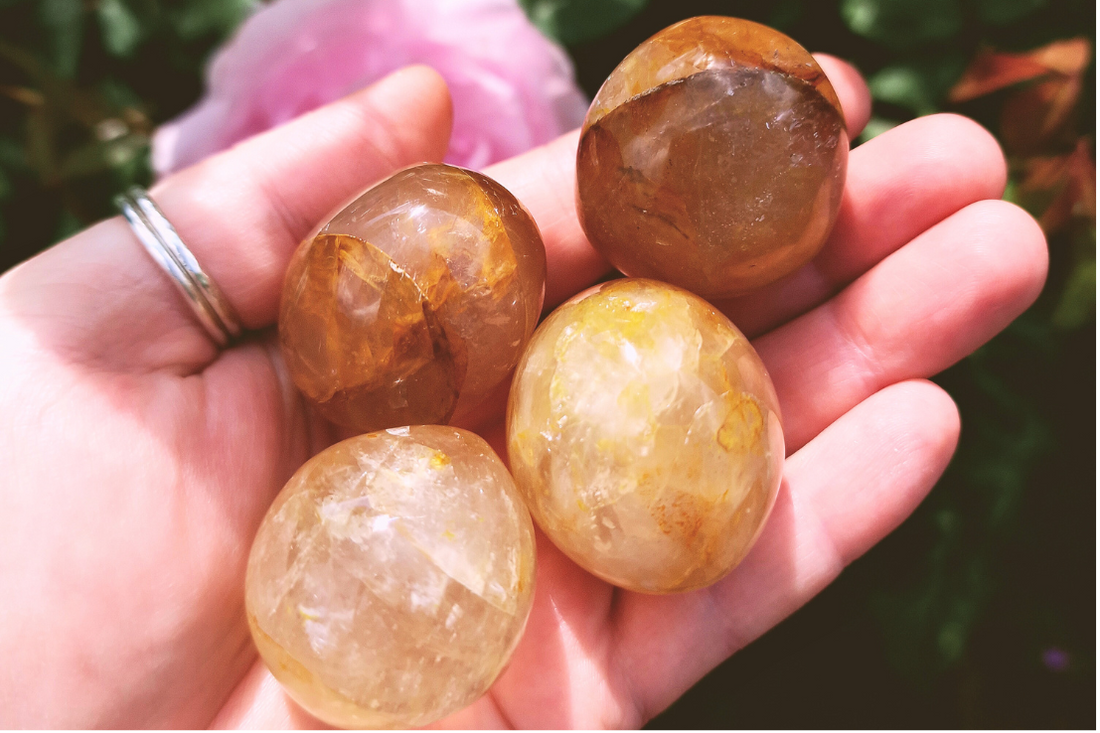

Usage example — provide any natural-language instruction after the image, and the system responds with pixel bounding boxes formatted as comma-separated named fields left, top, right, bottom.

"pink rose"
left=152, top=0, right=589, bottom=175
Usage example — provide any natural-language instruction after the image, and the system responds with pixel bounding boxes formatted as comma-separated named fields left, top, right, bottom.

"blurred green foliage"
left=866, top=55, right=968, bottom=116
left=0, top=0, right=1093, bottom=727
left=519, top=0, right=649, bottom=45
left=0, top=0, right=255, bottom=267
left=841, top=0, right=964, bottom=48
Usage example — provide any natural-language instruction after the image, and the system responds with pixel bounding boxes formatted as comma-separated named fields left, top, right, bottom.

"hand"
left=0, top=61, right=1046, bottom=728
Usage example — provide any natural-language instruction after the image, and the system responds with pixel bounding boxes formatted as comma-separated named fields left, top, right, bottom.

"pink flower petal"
left=152, top=0, right=589, bottom=176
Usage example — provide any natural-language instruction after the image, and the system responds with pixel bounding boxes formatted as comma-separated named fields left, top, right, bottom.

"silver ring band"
left=115, top=187, right=242, bottom=346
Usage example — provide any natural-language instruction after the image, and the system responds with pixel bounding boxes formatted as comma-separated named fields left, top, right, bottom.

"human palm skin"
left=0, top=63, right=1046, bottom=728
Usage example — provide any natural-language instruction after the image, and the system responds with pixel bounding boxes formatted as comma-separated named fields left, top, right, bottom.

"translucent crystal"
left=507, top=279, right=783, bottom=593
left=245, top=426, right=536, bottom=728
left=576, top=16, right=848, bottom=297
left=279, top=164, right=547, bottom=432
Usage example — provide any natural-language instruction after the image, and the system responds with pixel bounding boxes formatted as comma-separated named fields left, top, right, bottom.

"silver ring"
left=115, top=187, right=242, bottom=346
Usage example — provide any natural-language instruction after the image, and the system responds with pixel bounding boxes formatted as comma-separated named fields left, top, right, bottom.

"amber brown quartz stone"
left=246, top=426, right=537, bottom=729
left=576, top=16, right=848, bottom=298
left=507, top=279, right=784, bottom=593
left=280, top=164, right=547, bottom=433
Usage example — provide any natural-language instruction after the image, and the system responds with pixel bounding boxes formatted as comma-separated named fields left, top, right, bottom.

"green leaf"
left=856, top=116, right=901, bottom=144
left=53, top=207, right=83, bottom=244
left=57, top=133, right=148, bottom=180
left=1001, top=175, right=1020, bottom=206
left=170, top=0, right=257, bottom=41
left=25, top=109, right=57, bottom=183
left=970, top=0, right=1047, bottom=25
left=768, top=0, right=805, bottom=31
left=97, top=0, right=143, bottom=58
left=867, top=54, right=966, bottom=116
left=936, top=619, right=967, bottom=664
left=1052, top=252, right=1096, bottom=330
left=0, top=137, right=24, bottom=172
left=38, top=0, right=84, bottom=78
left=109, top=143, right=152, bottom=190
left=840, top=0, right=963, bottom=48
left=97, top=77, right=142, bottom=110
left=519, top=0, right=650, bottom=46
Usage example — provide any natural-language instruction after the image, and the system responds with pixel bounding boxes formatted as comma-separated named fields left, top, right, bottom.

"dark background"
left=0, top=0, right=1094, bottom=727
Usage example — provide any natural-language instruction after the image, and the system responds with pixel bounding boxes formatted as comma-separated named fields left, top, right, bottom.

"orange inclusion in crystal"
left=507, top=279, right=784, bottom=593
left=279, top=164, right=546, bottom=433
left=576, top=16, right=848, bottom=298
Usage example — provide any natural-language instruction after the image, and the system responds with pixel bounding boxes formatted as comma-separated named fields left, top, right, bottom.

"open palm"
left=0, top=62, right=1045, bottom=728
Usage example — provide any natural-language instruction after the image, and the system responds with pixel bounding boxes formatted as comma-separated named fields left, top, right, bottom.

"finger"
left=483, top=131, right=606, bottom=309
left=210, top=649, right=515, bottom=730
left=758, top=199, right=1046, bottom=453
left=0, top=66, right=453, bottom=372
left=718, top=113, right=1009, bottom=337
left=210, top=523, right=622, bottom=730
left=495, top=113, right=999, bottom=330
left=813, top=54, right=872, bottom=136
left=610, top=379, right=961, bottom=723
left=209, top=658, right=329, bottom=729
left=151, top=65, right=452, bottom=327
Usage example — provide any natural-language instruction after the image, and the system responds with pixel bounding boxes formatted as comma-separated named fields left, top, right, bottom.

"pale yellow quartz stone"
left=507, top=279, right=783, bottom=593
left=245, top=426, right=536, bottom=728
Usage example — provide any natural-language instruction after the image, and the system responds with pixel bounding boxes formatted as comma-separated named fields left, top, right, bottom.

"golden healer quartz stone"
left=245, top=426, right=536, bottom=729
left=279, top=164, right=547, bottom=433
left=576, top=16, right=848, bottom=298
left=506, top=279, right=783, bottom=593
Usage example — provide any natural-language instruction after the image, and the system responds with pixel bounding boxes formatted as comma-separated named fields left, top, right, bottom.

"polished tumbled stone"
left=507, top=279, right=784, bottom=593
left=246, top=426, right=536, bottom=728
left=280, top=164, right=547, bottom=433
left=576, top=16, right=848, bottom=298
